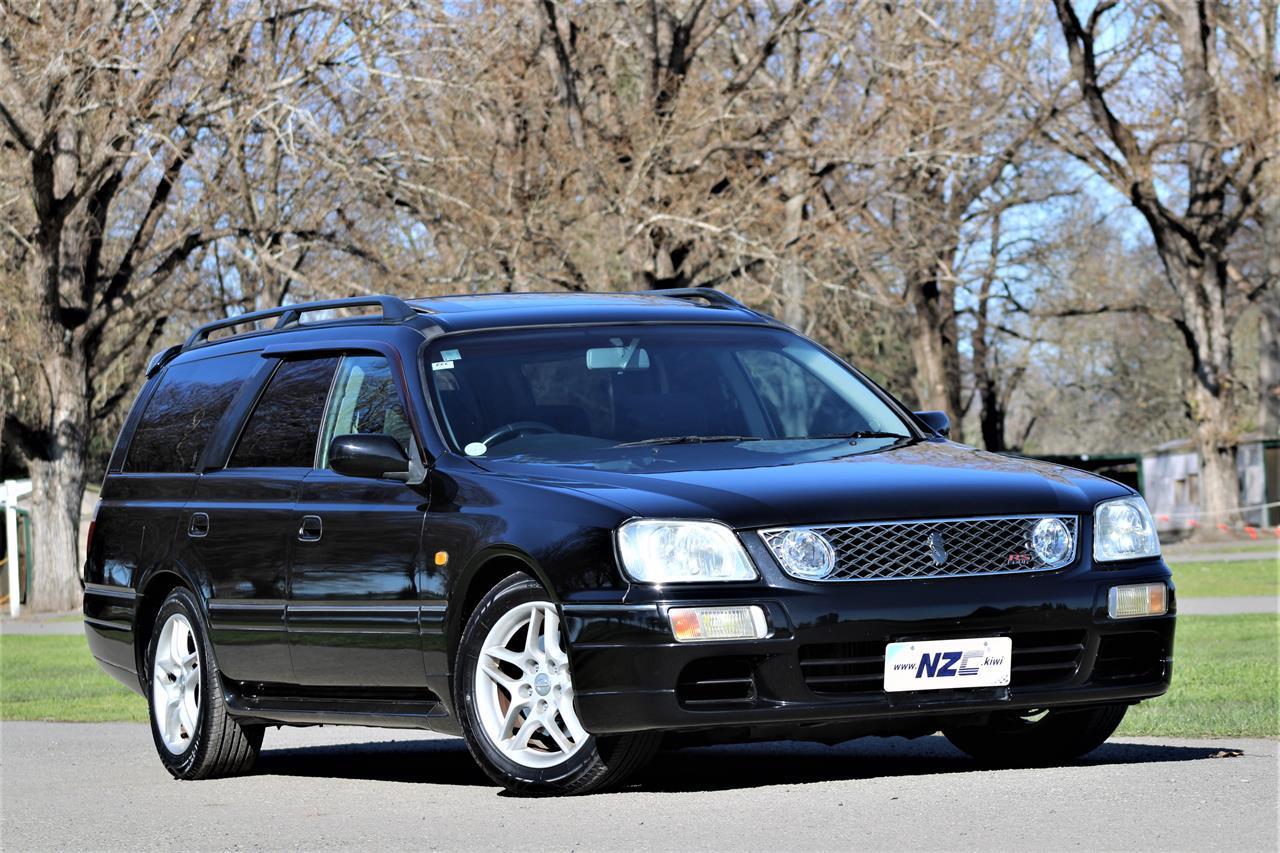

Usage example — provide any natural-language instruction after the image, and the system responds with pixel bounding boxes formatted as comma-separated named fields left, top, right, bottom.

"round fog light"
left=776, top=529, right=836, bottom=579
left=1030, top=518, right=1072, bottom=566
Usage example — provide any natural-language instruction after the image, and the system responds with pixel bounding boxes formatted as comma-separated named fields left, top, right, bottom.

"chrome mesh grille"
left=760, top=515, right=1078, bottom=582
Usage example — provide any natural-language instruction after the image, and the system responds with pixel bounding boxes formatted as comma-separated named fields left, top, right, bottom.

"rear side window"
left=228, top=358, right=339, bottom=469
left=125, top=353, right=258, bottom=473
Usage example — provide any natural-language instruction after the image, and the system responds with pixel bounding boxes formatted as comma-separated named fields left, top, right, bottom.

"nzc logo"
left=916, top=649, right=983, bottom=678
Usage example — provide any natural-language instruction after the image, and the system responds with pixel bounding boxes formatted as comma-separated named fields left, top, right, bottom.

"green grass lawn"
left=3, top=613, right=1276, bottom=738
left=0, top=633, right=147, bottom=723
left=1170, top=559, right=1279, bottom=598
left=1118, top=613, right=1277, bottom=739
left=1167, top=541, right=1280, bottom=556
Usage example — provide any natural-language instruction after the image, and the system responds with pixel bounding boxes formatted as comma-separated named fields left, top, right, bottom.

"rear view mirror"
left=914, top=411, right=950, bottom=437
left=328, top=434, right=411, bottom=480
left=586, top=345, right=650, bottom=370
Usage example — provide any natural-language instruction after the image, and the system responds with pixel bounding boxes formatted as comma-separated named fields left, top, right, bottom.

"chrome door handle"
left=188, top=512, right=210, bottom=538
left=298, top=515, right=323, bottom=542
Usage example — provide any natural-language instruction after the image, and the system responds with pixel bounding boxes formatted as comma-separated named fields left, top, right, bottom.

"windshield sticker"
left=464, top=442, right=487, bottom=457
left=432, top=360, right=454, bottom=371
left=440, top=348, right=461, bottom=361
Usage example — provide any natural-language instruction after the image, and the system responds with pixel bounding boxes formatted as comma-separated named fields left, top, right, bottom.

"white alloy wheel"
left=472, top=600, right=589, bottom=769
left=152, top=612, right=201, bottom=754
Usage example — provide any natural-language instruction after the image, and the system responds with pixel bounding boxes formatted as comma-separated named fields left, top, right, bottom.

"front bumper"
left=563, top=556, right=1175, bottom=735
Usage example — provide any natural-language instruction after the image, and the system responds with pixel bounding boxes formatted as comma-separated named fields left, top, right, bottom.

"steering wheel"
left=478, top=420, right=559, bottom=448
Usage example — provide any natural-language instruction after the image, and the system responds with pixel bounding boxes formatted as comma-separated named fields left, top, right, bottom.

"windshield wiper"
left=793, top=431, right=912, bottom=442
left=614, top=431, right=909, bottom=448
left=613, top=435, right=764, bottom=448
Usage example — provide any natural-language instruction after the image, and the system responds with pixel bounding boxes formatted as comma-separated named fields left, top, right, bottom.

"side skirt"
left=221, top=681, right=459, bottom=734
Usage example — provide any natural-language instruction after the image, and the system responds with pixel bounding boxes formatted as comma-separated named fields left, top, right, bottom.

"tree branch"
left=96, top=133, right=194, bottom=315
left=539, top=0, right=586, bottom=148
left=0, top=37, right=41, bottom=151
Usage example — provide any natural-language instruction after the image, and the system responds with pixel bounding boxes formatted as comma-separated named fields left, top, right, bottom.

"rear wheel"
left=943, top=704, right=1128, bottom=766
left=455, top=572, right=660, bottom=795
left=146, top=587, right=263, bottom=779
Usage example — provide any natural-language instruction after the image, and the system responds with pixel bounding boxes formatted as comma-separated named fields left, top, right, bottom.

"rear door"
left=287, top=353, right=430, bottom=687
left=188, top=355, right=339, bottom=684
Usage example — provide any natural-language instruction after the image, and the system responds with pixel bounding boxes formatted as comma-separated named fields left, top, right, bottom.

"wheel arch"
left=132, top=565, right=210, bottom=689
left=446, top=546, right=556, bottom=670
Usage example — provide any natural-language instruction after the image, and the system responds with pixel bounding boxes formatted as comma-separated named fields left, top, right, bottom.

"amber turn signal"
left=1107, top=583, right=1168, bottom=619
left=668, top=605, right=768, bottom=642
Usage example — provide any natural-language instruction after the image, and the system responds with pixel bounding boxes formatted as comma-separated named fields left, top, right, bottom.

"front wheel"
left=146, top=587, right=263, bottom=779
left=943, top=704, right=1128, bottom=766
left=455, top=572, right=660, bottom=795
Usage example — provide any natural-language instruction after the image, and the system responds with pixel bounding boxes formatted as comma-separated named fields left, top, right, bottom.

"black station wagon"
left=84, top=290, right=1175, bottom=794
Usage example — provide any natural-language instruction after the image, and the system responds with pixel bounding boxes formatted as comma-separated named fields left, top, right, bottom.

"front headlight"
left=616, top=519, right=757, bottom=583
left=1093, top=496, right=1161, bottom=562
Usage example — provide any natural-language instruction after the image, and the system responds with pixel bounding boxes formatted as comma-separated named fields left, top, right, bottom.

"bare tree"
left=1012, top=196, right=1192, bottom=455
left=840, top=2, right=1055, bottom=437
left=969, top=209, right=1028, bottom=452
left=347, top=2, right=860, bottom=302
left=0, top=1, right=386, bottom=610
left=348, top=2, right=1062, bottom=438
left=1047, top=0, right=1278, bottom=522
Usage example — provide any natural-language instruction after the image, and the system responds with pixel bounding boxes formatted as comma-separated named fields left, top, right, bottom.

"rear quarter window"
left=124, top=352, right=258, bottom=473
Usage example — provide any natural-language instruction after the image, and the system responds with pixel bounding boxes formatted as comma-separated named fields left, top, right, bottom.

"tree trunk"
left=1163, top=253, right=1242, bottom=527
left=906, top=271, right=963, bottom=437
left=975, top=378, right=1006, bottom=453
left=20, top=216, right=93, bottom=611
left=26, top=349, right=89, bottom=612
left=971, top=241, right=1006, bottom=452
left=1261, top=296, right=1280, bottom=436
left=780, top=257, right=805, bottom=331
left=777, top=100, right=809, bottom=332
left=27, top=456, right=85, bottom=612
left=779, top=186, right=807, bottom=331
left=1191, top=381, right=1240, bottom=528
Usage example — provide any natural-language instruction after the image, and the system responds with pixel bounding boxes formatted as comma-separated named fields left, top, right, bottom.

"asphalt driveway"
left=1, top=723, right=1275, bottom=851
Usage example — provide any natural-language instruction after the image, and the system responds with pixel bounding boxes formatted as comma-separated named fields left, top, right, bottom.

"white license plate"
left=883, top=636, right=1012, bottom=692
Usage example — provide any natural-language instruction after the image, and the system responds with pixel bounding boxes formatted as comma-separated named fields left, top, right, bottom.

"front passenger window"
left=318, top=355, right=412, bottom=467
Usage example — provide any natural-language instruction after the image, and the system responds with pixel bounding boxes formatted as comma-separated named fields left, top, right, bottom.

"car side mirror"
left=914, top=410, right=950, bottom=437
left=328, top=434, right=411, bottom=480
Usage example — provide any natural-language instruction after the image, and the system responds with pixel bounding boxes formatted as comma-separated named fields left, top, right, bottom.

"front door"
left=287, top=354, right=430, bottom=687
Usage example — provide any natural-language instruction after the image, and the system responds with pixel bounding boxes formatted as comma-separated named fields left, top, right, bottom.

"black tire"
left=943, top=704, right=1128, bottom=766
left=454, top=572, right=661, bottom=795
left=145, top=587, right=263, bottom=779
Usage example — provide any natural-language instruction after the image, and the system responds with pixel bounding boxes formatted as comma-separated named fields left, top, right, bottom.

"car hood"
left=477, top=440, right=1128, bottom=529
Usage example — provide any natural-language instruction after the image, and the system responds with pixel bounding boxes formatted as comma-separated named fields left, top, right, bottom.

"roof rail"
left=182, top=295, right=418, bottom=350
left=629, top=287, right=747, bottom=309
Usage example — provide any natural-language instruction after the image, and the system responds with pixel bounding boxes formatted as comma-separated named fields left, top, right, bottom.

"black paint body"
left=84, top=292, right=1174, bottom=742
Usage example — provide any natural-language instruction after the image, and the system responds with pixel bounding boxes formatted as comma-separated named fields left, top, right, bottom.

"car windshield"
left=424, top=324, right=914, bottom=463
